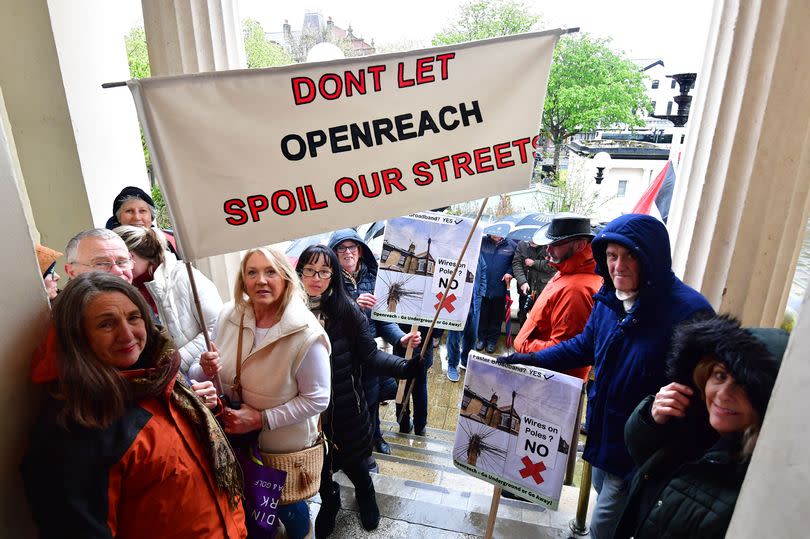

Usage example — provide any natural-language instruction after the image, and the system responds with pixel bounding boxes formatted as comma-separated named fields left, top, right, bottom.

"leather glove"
left=396, top=358, right=421, bottom=379
left=497, top=352, right=535, bottom=365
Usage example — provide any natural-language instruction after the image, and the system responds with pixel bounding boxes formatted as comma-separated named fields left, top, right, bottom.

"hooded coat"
left=516, top=214, right=713, bottom=478
left=328, top=228, right=405, bottom=407
left=614, top=316, right=787, bottom=539
left=513, top=243, right=602, bottom=381
left=480, top=235, right=517, bottom=298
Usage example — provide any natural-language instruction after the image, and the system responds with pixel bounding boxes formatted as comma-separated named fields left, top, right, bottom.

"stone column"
left=668, top=0, right=810, bottom=327
left=141, top=0, right=246, bottom=299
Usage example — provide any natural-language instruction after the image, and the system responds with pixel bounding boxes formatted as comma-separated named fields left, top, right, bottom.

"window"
left=461, top=394, right=471, bottom=409
left=617, top=180, right=628, bottom=198
left=478, top=404, right=489, bottom=418
left=671, top=79, right=677, bottom=89
left=651, top=80, right=659, bottom=89
left=417, top=258, right=427, bottom=273
left=397, top=256, right=406, bottom=268
left=666, top=101, right=673, bottom=115
left=500, top=413, right=513, bottom=429
left=381, top=247, right=391, bottom=263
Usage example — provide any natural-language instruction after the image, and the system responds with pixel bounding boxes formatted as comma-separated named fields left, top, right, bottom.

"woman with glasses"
left=36, top=244, right=62, bottom=300
left=114, top=226, right=222, bottom=377
left=295, top=245, right=416, bottom=537
left=192, top=246, right=330, bottom=539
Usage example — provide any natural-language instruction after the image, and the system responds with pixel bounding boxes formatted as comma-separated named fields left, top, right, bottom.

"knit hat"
left=35, top=244, right=63, bottom=276
left=667, top=314, right=787, bottom=419
left=106, top=186, right=156, bottom=229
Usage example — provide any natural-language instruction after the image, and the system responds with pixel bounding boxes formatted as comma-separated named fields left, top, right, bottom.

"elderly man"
left=64, top=228, right=134, bottom=283
left=511, top=238, right=555, bottom=328
left=512, top=214, right=603, bottom=382
left=328, top=229, right=420, bottom=455
left=500, top=214, right=713, bottom=539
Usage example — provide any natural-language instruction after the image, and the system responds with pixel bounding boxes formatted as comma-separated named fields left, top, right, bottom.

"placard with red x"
left=518, top=456, right=546, bottom=484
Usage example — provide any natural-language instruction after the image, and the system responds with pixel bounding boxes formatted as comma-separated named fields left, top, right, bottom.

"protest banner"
left=371, top=211, right=483, bottom=330
left=452, top=352, right=582, bottom=510
left=127, top=30, right=562, bottom=259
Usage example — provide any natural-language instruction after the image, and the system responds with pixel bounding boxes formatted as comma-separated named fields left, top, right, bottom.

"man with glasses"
left=64, top=228, right=134, bottom=283
left=512, top=214, right=602, bottom=383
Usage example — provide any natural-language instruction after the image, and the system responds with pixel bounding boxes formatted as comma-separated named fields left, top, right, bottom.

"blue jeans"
left=278, top=500, right=310, bottom=539
left=589, top=467, right=628, bottom=539
left=447, top=306, right=480, bottom=369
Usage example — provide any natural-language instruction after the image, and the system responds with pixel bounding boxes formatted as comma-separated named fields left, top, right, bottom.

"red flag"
left=632, top=161, right=676, bottom=222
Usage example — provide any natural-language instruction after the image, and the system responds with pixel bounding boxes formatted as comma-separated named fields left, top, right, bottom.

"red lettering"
left=304, top=184, right=328, bottom=210
left=473, top=147, right=494, bottom=173
left=413, top=161, right=433, bottom=186
left=512, top=137, right=532, bottom=164
left=318, top=73, right=342, bottom=100
left=223, top=198, right=247, bottom=225
left=415, top=56, right=435, bottom=84
left=335, top=177, right=359, bottom=203
left=493, top=142, right=514, bottom=169
left=452, top=152, right=475, bottom=178
left=295, top=186, right=307, bottom=211
left=435, top=53, right=455, bottom=80
left=246, top=195, right=269, bottom=222
left=368, top=65, right=386, bottom=92
left=430, top=155, right=451, bottom=182
left=270, top=190, right=296, bottom=216
left=397, top=62, right=415, bottom=88
left=359, top=173, right=382, bottom=198
left=381, top=168, right=405, bottom=193
left=291, top=77, right=316, bottom=105
left=345, top=70, right=366, bottom=97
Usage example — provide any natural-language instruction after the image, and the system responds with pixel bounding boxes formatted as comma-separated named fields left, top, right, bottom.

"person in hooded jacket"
left=476, top=230, right=517, bottom=354
left=499, top=213, right=713, bottom=539
left=613, top=315, right=787, bottom=539
left=328, top=229, right=421, bottom=457
left=295, top=245, right=417, bottom=536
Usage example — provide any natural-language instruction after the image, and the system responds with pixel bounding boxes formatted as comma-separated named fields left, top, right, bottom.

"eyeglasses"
left=300, top=268, right=333, bottom=279
left=43, top=266, right=56, bottom=279
left=72, top=258, right=134, bottom=272
left=336, top=244, right=359, bottom=253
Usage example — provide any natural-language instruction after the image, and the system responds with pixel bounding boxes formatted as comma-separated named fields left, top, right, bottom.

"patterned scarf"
left=128, top=330, right=243, bottom=508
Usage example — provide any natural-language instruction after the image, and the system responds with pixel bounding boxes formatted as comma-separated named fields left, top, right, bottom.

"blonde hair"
left=692, top=357, right=761, bottom=459
left=233, top=246, right=303, bottom=314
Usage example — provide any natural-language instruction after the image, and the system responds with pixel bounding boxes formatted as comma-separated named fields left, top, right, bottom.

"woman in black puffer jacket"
left=614, top=314, right=787, bottom=539
left=295, top=245, right=416, bottom=538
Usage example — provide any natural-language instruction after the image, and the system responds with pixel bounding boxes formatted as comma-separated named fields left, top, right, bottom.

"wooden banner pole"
left=397, top=198, right=488, bottom=425
left=484, top=486, right=502, bottom=539
left=185, top=261, right=223, bottom=395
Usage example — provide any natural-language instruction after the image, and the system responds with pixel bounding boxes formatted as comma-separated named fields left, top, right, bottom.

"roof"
left=631, top=58, right=665, bottom=71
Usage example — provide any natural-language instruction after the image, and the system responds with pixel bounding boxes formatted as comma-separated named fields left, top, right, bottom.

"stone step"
left=308, top=468, right=583, bottom=537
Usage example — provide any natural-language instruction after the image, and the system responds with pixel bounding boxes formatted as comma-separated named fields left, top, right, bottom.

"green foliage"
left=243, top=18, right=293, bottom=68
left=125, top=27, right=150, bottom=79
left=542, top=35, right=650, bottom=179
left=150, top=184, right=172, bottom=230
left=432, top=0, right=540, bottom=45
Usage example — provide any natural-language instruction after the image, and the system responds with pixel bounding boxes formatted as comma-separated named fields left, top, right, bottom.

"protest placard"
left=452, top=352, right=582, bottom=510
left=371, top=211, right=483, bottom=330
left=127, top=31, right=561, bottom=259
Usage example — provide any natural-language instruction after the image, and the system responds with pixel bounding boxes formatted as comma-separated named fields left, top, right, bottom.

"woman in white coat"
left=114, top=225, right=222, bottom=376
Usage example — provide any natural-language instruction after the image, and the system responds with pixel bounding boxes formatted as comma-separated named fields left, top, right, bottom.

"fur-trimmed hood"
left=667, top=314, right=788, bottom=419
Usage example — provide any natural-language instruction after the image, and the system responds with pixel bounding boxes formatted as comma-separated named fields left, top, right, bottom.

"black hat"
left=107, top=186, right=156, bottom=229
left=667, top=314, right=787, bottom=420
left=532, top=213, right=593, bottom=246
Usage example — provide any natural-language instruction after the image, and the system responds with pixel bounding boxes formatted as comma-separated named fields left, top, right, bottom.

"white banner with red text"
left=128, top=31, right=560, bottom=259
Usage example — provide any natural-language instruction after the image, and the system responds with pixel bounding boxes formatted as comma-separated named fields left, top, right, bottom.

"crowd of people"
left=23, top=185, right=789, bottom=538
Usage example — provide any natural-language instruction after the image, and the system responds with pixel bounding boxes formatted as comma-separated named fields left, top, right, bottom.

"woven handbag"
left=233, top=313, right=325, bottom=505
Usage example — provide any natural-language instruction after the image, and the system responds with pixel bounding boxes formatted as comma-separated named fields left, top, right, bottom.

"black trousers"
left=319, top=447, right=374, bottom=501
left=478, top=296, right=505, bottom=346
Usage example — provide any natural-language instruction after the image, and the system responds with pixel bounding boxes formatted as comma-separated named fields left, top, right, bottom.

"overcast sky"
left=123, top=0, right=713, bottom=73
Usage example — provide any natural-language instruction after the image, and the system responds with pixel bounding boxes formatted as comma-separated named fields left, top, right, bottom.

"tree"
left=125, top=27, right=151, bottom=79
left=432, top=0, right=540, bottom=45
left=242, top=18, right=292, bottom=68
left=541, top=35, right=650, bottom=180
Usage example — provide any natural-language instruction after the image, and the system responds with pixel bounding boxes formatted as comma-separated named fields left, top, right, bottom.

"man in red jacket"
left=512, top=213, right=603, bottom=382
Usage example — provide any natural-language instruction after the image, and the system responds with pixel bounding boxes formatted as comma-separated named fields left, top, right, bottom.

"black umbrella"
left=505, top=213, right=555, bottom=242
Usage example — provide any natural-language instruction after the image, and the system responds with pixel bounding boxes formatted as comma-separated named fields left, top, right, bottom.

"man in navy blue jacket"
left=500, top=214, right=713, bottom=539
left=476, top=231, right=517, bottom=353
